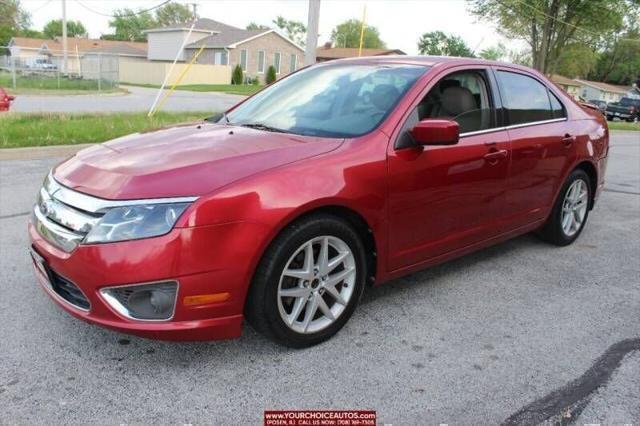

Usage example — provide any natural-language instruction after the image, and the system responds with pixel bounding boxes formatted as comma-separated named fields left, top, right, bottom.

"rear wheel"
left=245, top=214, right=366, bottom=348
left=537, top=169, right=591, bottom=246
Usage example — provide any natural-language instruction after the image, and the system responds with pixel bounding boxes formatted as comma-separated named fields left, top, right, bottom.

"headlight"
left=84, top=203, right=190, bottom=244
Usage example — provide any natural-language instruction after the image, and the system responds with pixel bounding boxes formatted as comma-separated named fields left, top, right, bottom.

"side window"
left=497, top=71, right=553, bottom=125
left=415, top=70, right=494, bottom=134
left=549, top=91, right=566, bottom=119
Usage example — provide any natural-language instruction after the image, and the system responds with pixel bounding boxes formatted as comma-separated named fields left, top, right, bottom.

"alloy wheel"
left=561, top=179, right=588, bottom=237
left=277, top=236, right=356, bottom=334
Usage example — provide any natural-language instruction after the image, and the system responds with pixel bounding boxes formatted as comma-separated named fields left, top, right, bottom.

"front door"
left=387, top=68, right=511, bottom=270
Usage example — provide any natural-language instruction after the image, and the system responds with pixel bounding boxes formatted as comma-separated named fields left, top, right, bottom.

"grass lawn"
left=123, top=82, right=262, bottom=96
left=0, top=111, right=210, bottom=149
left=608, top=121, right=640, bottom=131
left=0, top=72, right=120, bottom=94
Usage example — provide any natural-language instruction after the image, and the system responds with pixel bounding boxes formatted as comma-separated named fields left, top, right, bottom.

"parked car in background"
left=29, top=57, right=609, bottom=347
left=588, top=99, right=607, bottom=114
left=26, top=57, right=57, bottom=71
left=0, top=87, right=15, bottom=111
left=606, top=97, right=640, bottom=122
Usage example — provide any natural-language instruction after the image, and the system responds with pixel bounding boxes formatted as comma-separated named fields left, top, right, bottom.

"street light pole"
left=62, top=0, right=68, bottom=75
left=304, top=0, right=320, bottom=66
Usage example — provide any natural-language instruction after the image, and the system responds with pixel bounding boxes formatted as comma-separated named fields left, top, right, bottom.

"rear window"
left=620, top=97, right=640, bottom=106
left=497, top=71, right=565, bottom=125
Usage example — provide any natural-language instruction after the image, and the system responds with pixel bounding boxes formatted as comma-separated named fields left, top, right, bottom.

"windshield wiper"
left=240, top=123, right=292, bottom=134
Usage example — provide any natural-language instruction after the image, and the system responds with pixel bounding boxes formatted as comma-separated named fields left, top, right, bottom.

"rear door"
left=387, top=66, right=512, bottom=270
left=493, top=68, right=576, bottom=230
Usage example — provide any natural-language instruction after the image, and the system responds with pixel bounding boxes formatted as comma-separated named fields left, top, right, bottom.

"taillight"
left=630, top=106, right=636, bottom=113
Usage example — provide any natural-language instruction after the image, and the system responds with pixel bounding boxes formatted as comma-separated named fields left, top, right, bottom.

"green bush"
left=251, top=77, right=260, bottom=86
left=266, top=65, right=277, bottom=84
left=231, top=64, right=244, bottom=85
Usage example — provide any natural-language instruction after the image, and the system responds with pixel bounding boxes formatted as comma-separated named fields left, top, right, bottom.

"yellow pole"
left=358, top=3, right=367, bottom=57
left=150, top=44, right=207, bottom=117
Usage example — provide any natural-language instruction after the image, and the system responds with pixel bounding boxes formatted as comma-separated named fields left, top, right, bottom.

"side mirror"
left=410, top=119, right=459, bottom=146
left=8, top=96, right=15, bottom=101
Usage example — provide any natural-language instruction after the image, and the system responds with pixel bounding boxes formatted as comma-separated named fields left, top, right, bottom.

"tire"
left=537, top=169, right=591, bottom=246
left=245, top=213, right=367, bottom=348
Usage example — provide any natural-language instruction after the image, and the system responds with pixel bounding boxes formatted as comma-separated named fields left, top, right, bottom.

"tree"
left=231, top=64, right=244, bottom=85
left=154, top=3, right=195, bottom=27
left=246, top=22, right=270, bottom=30
left=0, top=0, right=31, bottom=53
left=266, top=65, right=277, bottom=84
left=478, top=43, right=507, bottom=61
left=272, top=16, right=306, bottom=46
left=107, top=9, right=155, bottom=41
left=330, top=19, right=386, bottom=49
left=417, top=31, right=473, bottom=57
left=43, top=20, right=87, bottom=39
left=554, top=43, right=598, bottom=78
left=590, top=31, right=640, bottom=85
left=469, top=0, right=631, bottom=74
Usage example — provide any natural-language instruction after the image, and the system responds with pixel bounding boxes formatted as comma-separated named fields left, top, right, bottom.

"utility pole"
left=62, top=0, right=68, bottom=75
left=189, top=3, right=198, bottom=20
left=304, top=0, right=320, bottom=66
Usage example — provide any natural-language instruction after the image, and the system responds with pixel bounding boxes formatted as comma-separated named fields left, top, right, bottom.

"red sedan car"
left=29, top=57, right=608, bottom=347
left=0, top=87, right=15, bottom=111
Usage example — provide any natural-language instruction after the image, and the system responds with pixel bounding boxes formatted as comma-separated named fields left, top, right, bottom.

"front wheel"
left=245, top=214, right=366, bottom=348
left=537, top=169, right=591, bottom=246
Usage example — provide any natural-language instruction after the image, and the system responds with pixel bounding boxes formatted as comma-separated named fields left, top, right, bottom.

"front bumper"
left=28, top=218, right=270, bottom=341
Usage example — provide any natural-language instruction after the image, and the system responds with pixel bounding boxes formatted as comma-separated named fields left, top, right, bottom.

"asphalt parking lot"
left=10, top=85, right=245, bottom=113
left=0, top=131, right=638, bottom=424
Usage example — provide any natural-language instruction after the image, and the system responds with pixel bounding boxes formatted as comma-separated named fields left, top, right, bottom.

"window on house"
left=257, top=50, right=265, bottom=73
left=274, top=52, right=281, bottom=74
left=214, top=51, right=228, bottom=65
left=290, top=54, right=297, bottom=73
left=240, top=49, right=248, bottom=71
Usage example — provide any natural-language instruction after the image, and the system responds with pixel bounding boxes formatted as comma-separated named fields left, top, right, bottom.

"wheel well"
left=574, top=161, right=598, bottom=209
left=295, top=206, right=378, bottom=285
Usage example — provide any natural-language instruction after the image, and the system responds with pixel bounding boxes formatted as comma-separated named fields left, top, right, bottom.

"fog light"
left=101, top=281, right=178, bottom=321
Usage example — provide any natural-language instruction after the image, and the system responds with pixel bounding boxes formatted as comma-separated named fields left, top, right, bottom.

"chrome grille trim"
left=39, top=188, right=99, bottom=233
left=45, top=173, right=198, bottom=214
left=32, top=206, right=85, bottom=252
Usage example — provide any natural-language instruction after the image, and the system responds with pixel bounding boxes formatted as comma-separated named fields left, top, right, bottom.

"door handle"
left=484, top=149, right=508, bottom=162
left=562, top=134, right=575, bottom=147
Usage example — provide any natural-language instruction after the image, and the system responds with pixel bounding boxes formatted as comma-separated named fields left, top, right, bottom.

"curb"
left=0, top=144, right=93, bottom=161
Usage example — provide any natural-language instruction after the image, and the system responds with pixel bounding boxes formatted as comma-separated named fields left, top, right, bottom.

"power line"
left=74, top=0, right=171, bottom=18
left=501, top=0, right=639, bottom=43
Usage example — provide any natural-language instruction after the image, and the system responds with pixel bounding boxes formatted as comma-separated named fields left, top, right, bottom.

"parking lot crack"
left=502, top=338, right=640, bottom=425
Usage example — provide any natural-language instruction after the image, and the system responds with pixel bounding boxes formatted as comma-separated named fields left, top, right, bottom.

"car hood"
left=54, top=123, right=343, bottom=199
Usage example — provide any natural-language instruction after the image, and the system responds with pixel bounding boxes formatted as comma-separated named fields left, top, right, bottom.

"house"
left=7, top=36, right=147, bottom=74
left=575, top=79, right=628, bottom=103
left=551, top=75, right=581, bottom=100
left=316, top=45, right=406, bottom=62
left=144, top=18, right=304, bottom=80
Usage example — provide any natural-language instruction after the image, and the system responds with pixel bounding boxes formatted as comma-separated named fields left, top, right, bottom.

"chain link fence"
left=0, top=47, right=119, bottom=92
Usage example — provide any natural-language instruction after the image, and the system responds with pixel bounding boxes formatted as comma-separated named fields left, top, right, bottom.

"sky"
left=20, top=0, right=518, bottom=55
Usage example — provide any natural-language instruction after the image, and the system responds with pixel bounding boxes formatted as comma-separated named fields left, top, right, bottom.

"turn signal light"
left=183, top=293, right=230, bottom=306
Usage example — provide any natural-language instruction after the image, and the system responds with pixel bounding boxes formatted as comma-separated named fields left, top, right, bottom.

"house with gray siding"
left=144, top=18, right=304, bottom=82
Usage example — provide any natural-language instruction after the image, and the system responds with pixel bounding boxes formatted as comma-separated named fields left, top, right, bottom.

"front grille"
left=49, top=269, right=91, bottom=310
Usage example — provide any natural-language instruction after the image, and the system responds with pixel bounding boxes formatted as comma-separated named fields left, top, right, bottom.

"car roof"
left=323, top=55, right=538, bottom=74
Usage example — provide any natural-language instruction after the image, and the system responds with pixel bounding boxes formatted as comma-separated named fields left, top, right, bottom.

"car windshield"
left=226, top=63, right=428, bottom=138
left=620, top=98, right=640, bottom=106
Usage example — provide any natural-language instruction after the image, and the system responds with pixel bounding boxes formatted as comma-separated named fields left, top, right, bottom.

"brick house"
left=144, top=18, right=304, bottom=81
